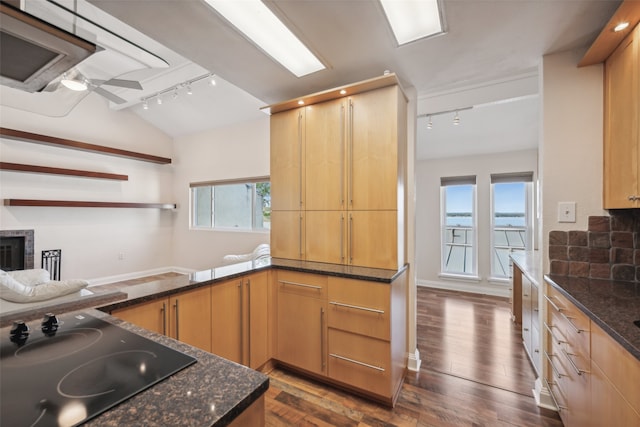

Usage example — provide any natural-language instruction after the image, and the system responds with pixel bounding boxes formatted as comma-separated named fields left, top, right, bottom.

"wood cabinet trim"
left=264, top=73, right=406, bottom=114
left=0, top=127, right=172, bottom=164
left=579, top=0, right=640, bottom=66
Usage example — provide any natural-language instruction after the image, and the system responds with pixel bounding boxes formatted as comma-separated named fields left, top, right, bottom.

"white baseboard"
left=87, top=266, right=196, bottom=286
left=535, top=377, right=558, bottom=411
left=417, top=278, right=510, bottom=298
left=407, top=348, right=422, bottom=372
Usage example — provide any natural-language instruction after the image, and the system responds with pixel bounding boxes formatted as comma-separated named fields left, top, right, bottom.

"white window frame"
left=489, top=172, right=534, bottom=281
left=190, top=177, right=270, bottom=232
left=439, top=176, right=479, bottom=281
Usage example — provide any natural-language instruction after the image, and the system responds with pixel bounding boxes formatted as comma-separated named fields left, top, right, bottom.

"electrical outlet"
left=558, top=202, right=576, bottom=223
left=118, top=252, right=125, bottom=260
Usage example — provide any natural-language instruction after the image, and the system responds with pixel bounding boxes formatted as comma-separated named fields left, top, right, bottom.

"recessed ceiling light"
left=614, top=22, right=630, bottom=32
left=340, top=89, right=347, bottom=95
left=298, top=100, right=304, bottom=105
left=380, top=0, right=444, bottom=45
left=204, top=0, right=325, bottom=77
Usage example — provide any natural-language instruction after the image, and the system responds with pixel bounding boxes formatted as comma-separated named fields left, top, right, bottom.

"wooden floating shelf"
left=4, top=199, right=176, bottom=209
left=0, top=127, right=172, bottom=164
left=0, top=162, right=128, bottom=181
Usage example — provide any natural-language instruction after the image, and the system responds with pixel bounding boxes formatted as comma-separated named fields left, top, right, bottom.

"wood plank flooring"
left=264, top=287, right=562, bottom=426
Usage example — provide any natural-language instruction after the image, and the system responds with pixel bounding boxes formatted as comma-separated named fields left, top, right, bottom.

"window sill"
left=438, top=273, right=481, bottom=283
left=487, top=277, right=511, bottom=285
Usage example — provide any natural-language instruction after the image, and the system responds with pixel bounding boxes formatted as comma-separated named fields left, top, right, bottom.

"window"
left=191, top=178, right=271, bottom=231
left=491, top=172, right=533, bottom=278
left=440, top=176, right=477, bottom=277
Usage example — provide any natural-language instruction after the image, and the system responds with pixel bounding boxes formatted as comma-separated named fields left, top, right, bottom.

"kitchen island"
left=0, top=308, right=269, bottom=427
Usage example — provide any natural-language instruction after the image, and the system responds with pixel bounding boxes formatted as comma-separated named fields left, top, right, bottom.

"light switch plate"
left=558, top=202, right=576, bottom=223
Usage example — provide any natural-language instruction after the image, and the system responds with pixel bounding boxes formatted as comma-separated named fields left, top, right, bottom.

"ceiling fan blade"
left=90, top=78, right=143, bottom=90
left=93, top=87, right=127, bottom=104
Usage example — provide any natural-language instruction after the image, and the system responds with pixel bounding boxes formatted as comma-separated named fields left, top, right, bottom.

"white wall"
left=539, top=49, right=607, bottom=275
left=0, top=94, right=175, bottom=280
left=415, top=149, right=538, bottom=296
left=171, top=117, right=270, bottom=271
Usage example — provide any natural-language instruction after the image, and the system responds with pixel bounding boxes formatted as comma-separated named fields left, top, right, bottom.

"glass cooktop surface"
left=1, top=312, right=196, bottom=427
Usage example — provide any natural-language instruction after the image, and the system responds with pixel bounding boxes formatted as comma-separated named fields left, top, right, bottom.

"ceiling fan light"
left=61, top=78, right=88, bottom=91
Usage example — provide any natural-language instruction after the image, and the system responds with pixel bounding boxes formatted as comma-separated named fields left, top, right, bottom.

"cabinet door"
left=348, top=85, right=400, bottom=211
left=277, top=291, right=326, bottom=375
left=271, top=108, right=305, bottom=210
left=271, top=210, right=304, bottom=260
left=112, top=298, right=168, bottom=336
left=305, top=210, right=346, bottom=264
left=522, top=275, right=532, bottom=356
left=246, top=272, right=270, bottom=369
left=169, top=286, right=212, bottom=352
left=305, top=98, right=347, bottom=210
left=591, top=361, right=640, bottom=427
left=348, top=210, right=398, bottom=269
left=604, top=24, right=639, bottom=208
left=211, top=278, right=243, bottom=364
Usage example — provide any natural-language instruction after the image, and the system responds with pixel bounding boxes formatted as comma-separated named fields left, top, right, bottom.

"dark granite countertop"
left=0, top=288, right=127, bottom=328
left=0, top=308, right=269, bottom=427
left=545, top=274, right=640, bottom=362
left=100, top=258, right=407, bottom=312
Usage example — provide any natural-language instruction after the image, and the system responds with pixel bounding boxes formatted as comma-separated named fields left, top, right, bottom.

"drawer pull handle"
left=628, top=195, right=639, bottom=201
left=562, top=314, right=587, bottom=334
left=544, top=294, right=561, bottom=313
left=329, top=301, right=384, bottom=314
left=561, top=349, right=589, bottom=376
left=279, top=280, right=322, bottom=290
left=544, top=350, right=565, bottom=379
left=329, top=353, right=385, bottom=372
left=543, top=377, right=567, bottom=411
left=544, top=321, right=566, bottom=345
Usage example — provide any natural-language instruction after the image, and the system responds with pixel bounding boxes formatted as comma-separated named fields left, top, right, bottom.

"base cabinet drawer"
left=328, top=328, right=391, bottom=397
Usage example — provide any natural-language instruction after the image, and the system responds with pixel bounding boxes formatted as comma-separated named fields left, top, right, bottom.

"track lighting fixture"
left=139, top=73, right=217, bottom=108
left=418, top=106, right=471, bottom=129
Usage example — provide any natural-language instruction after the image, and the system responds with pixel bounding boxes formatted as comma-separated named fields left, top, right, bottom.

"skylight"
left=204, top=0, right=325, bottom=77
left=380, top=0, right=444, bottom=45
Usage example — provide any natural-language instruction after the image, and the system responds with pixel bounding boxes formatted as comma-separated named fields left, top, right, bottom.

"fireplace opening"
left=0, top=230, right=34, bottom=271
left=0, top=237, right=25, bottom=271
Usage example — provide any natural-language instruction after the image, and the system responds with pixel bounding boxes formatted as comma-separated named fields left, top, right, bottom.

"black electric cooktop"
left=0, top=312, right=196, bottom=427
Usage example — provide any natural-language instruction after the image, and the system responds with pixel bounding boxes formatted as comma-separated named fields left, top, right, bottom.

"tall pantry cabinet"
left=269, top=74, right=407, bottom=270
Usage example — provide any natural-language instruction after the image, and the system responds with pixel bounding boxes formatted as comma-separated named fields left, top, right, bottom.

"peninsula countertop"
left=0, top=308, right=269, bottom=427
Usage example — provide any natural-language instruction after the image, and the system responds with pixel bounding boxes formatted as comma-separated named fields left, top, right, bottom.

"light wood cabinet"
left=604, top=22, right=640, bottom=208
left=544, top=282, right=591, bottom=427
left=211, top=271, right=271, bottom=369
left=270, top=107, right=305, bottom=211
left=112, top=285, right=212, bottom=353
left=211, top=278, right=243, bottom=363
left=274, top=269, right=407, bottom=406
left=275, top=270, right=327, bottom=376
left=269, top=75, right=406, bottom=269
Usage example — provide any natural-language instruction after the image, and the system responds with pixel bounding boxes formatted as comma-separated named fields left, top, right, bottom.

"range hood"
left=0, top=1, right=97, bottom=93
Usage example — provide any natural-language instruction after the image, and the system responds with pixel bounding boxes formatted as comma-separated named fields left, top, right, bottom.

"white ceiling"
left=2, top=0, right=622, bottom=158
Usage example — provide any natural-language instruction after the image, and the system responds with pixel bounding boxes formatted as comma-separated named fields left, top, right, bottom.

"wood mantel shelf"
left=0, top=128, right=172, bottom=164
left=4, top=199, right=176, bottom=209
left=0, top=162, right=128, bottom=181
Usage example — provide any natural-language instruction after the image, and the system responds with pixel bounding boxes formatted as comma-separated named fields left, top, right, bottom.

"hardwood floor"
left=264, top=287, right=562, bottom=426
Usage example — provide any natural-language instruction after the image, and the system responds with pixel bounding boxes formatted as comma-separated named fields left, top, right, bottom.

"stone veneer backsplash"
left=549, top=210, right=640, bottom=283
